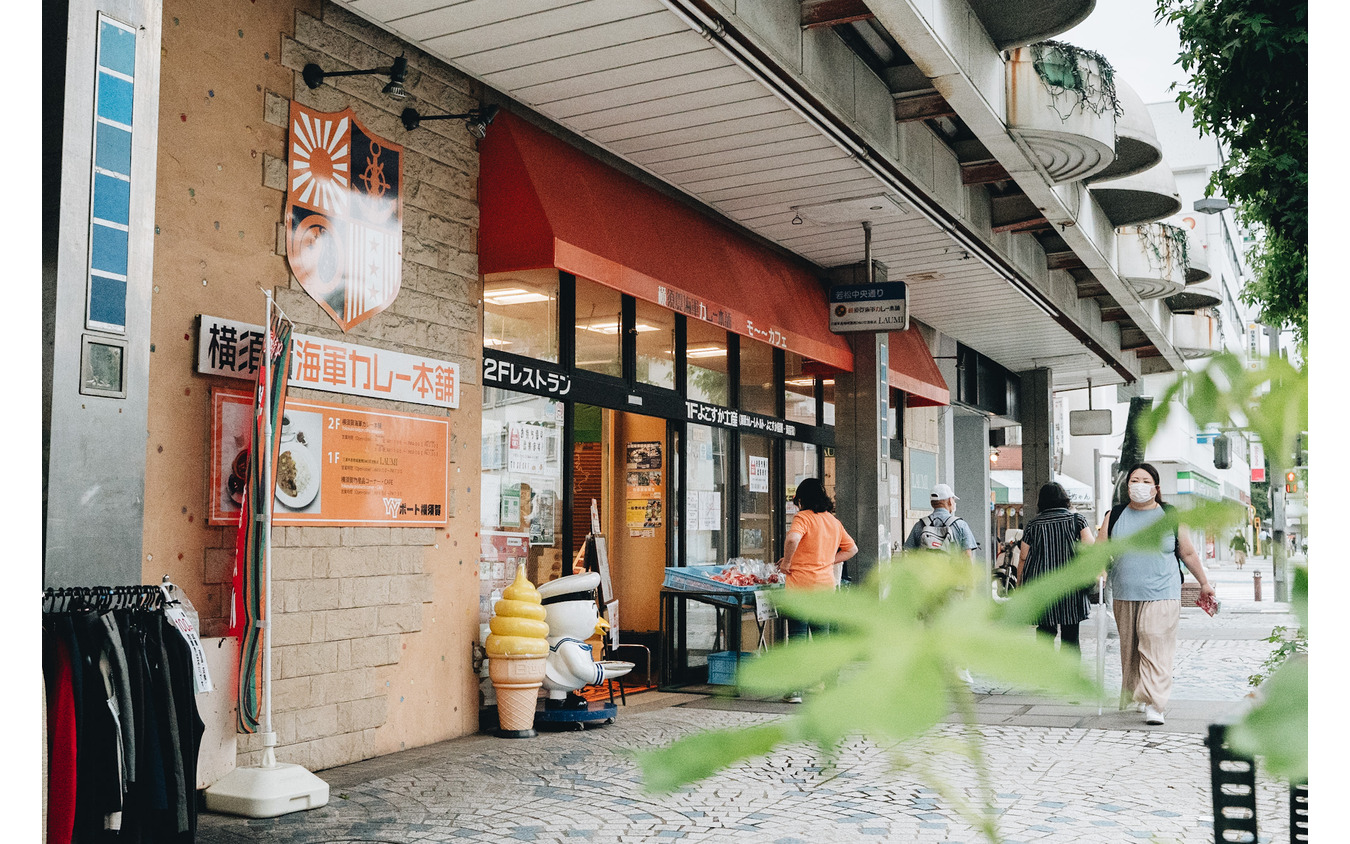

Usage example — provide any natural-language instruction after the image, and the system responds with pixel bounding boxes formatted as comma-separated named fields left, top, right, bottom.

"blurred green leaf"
left=1228, top=654, right=1307, bottom=783
left=637, top=723, right=790, bottom=794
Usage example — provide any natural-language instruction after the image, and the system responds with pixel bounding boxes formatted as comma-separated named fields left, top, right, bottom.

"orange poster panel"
left=210, top=388, right=449, bottom=526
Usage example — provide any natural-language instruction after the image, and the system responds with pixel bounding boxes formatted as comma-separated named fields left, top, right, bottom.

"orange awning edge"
left=480, top=111, right=854, bottom=373
left=888, top=326, right=949, bottom=407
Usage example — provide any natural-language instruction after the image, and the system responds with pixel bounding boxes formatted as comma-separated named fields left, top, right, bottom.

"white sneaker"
left=1144, top=705, right=1165, bottom=725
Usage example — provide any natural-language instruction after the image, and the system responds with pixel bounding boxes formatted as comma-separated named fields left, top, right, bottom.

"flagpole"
left=204, top=289, right=328, bottom=818
left=262, top=290, right=277, bottom=766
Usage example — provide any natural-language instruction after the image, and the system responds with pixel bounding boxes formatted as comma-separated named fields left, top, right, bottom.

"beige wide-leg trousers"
left=1113, top=599, right=1181, bottom=710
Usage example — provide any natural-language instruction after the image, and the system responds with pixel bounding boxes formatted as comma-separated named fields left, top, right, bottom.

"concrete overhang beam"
left=866, top=0, right=1186, bottom=376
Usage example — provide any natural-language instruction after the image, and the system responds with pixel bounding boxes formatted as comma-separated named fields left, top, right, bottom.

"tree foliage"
left=1156, top=0, right=1308, bottom=347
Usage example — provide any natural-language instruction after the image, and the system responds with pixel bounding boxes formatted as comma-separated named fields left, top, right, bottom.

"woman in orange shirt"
left=777, top=478, right=858, bottom=702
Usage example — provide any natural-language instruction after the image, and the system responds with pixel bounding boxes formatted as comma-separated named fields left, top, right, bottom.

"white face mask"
left=1128, top=482, right=1155, bottom=504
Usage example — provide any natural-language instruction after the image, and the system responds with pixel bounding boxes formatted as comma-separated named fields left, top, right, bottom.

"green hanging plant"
left=1137, top=222, right=1191, bottom=276
left=1028, top=40, right=1124, bottom=122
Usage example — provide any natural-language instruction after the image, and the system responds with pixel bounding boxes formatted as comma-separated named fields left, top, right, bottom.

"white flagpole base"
left=203, top=733, right=329, bottom=818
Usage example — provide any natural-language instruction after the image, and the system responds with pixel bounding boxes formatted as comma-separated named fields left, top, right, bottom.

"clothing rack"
left=43, top=575, right=205, bottom=844
left=42, top=584, right=173, bottom=614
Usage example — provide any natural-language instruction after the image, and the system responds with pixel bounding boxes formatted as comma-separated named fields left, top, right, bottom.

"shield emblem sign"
left=285, top=103, right=404, bottom=332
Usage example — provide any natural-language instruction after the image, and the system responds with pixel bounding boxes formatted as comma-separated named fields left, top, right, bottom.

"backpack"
left=1107, top=502, right=1184, bottom=578
left=918, top=513, right=961, bottom=551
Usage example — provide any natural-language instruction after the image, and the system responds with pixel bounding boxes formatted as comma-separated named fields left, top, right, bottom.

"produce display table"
left=658, top=583, right=780, bottom=692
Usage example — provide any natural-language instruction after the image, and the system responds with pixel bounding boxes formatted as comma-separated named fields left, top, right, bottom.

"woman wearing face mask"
left=1098, top=462, right=1215, bottom=725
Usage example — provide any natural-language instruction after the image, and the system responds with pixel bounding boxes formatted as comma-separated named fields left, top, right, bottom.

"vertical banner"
left=232, top=304, right=292, bottom=734
left=286, top=103, right=403, bottom=332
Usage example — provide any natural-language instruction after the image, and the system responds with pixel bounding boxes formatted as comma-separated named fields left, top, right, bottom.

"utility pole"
left=1268, top=325, right=1288, bottom=602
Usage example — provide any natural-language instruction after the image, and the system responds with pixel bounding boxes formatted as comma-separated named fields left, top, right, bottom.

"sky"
left=1059, top=0, right=1188, bottom=106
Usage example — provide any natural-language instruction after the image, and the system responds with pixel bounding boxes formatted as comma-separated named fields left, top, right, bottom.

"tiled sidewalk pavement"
left=198, top=554, right=1299, bottom=843
left=199, top=696, right=1292, bottom=843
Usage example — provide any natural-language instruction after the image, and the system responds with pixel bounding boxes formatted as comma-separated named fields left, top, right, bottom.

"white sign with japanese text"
left=748, top=456, right=770, bottom=493
left=507, top=422, right=548, bottom=474
left=197, top=314, right=459, bottom=409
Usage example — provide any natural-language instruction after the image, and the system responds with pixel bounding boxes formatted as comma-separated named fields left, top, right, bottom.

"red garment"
left=47, top=634, right=77, bottom=844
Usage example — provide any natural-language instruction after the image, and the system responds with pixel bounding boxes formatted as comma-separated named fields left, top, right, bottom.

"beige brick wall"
left=151, top=0, right=484, bottom=775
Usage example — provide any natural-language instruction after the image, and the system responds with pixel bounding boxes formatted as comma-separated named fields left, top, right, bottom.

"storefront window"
left=686, top=321, right=729, bottom=405
left=635, top=298, right=676, bottom=390
left=683, top=424, right=729, bottom=565
left=785, top=440, right=818, bottom=534
left=479, top=389, right=564, bottom=627
left=822, top=378, right=836, bottom=427
left=784, top=352, right=816, bottom=426
left=483, top=269, right=560, bottom=362
left=739, top=338, right=776, bottom=417
left=574, top=276, right=623, bottom=378
left=738, top=433, right=777, bottom=563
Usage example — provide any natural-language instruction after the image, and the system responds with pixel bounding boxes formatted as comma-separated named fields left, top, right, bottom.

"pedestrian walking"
left=1099, top=462, right=1216, bottom=725
left=1228, top=532, right=1248, bottom=569
left=777, top=477, right=857, bottom=703
left=1017, top=482, right=1095, bottom=650
left=903, top=483, right=980, bottom=558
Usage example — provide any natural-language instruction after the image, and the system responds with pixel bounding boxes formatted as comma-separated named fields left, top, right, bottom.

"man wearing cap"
left=903, top=483, right=980, bottom=559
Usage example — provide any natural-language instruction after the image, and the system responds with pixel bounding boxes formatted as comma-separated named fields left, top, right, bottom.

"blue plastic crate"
left=707, top=650, right=756, bottom=685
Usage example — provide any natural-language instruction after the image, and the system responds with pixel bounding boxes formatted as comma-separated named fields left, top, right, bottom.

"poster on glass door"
left=508, top=422, right=548, bottom=474
left=748, top=455, right=770, bottom=493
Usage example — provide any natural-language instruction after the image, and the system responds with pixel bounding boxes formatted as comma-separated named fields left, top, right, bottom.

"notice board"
left=210, top=388, right=449, bottom=526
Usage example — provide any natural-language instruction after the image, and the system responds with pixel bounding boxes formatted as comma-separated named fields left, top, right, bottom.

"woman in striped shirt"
left=1018, top=482, right=1096, bottom=650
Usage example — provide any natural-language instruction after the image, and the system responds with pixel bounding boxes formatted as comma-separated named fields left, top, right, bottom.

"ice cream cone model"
left=484, top=565, right=550, bottom=737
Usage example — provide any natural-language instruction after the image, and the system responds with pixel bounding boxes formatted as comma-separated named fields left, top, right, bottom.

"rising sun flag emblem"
left=285, top=103, right=403, bottom=331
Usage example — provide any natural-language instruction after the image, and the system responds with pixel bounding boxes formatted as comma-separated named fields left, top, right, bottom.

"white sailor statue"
left=537, top=573, right=633, bottom=716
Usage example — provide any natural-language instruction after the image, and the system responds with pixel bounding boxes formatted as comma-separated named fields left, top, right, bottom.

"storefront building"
left=46, top=0, right=1199, bottom=787
left=475, top=111, right=951, bottom=683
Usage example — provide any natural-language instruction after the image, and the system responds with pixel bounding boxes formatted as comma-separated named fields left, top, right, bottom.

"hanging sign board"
left=197, top=314, right=459, bottom=409
left=209, top=388, right=448, bottom=526
left=285, top=103, right=403, bottom=332
left=829, top=280, right=909, bottom=333
left=1069, top=409, right=1113, bottom=436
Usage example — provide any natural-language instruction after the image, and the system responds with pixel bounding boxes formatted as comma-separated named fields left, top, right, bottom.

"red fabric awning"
left=888, top=326, right=949, bottom=407
left=479, top=111, right=854, bottom=372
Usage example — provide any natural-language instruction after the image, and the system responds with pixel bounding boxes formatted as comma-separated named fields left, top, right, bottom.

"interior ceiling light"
left=784, top=377, right=816, bottom=386
left=401, top=103, right=500, bottom=138
left=484, top=287, right=551, bottom=306
left=686, top=345, right=728, bottom=359
left=580, top=321, right=661, bottom=335
left=484, top=337, right=512, bottom=347
left=303, top=56, right=409, bottom=100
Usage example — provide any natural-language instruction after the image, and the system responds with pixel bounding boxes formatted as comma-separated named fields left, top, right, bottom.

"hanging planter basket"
left=1006, top=41, right=1119, bottom=183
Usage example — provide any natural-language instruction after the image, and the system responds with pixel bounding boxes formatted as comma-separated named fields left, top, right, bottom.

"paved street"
left=199, top=556, right=1301, bottom=843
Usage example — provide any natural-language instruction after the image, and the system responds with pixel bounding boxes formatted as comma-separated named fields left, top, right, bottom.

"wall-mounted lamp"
left=303, top=55, right=409, bottom=100
left=989, top=447, right=1000, bottom=465
left=401, top=104, right=500, bottom=138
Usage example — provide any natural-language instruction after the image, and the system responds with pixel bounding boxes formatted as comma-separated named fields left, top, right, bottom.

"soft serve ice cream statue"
left=536, top=573, right=633, bottom=708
